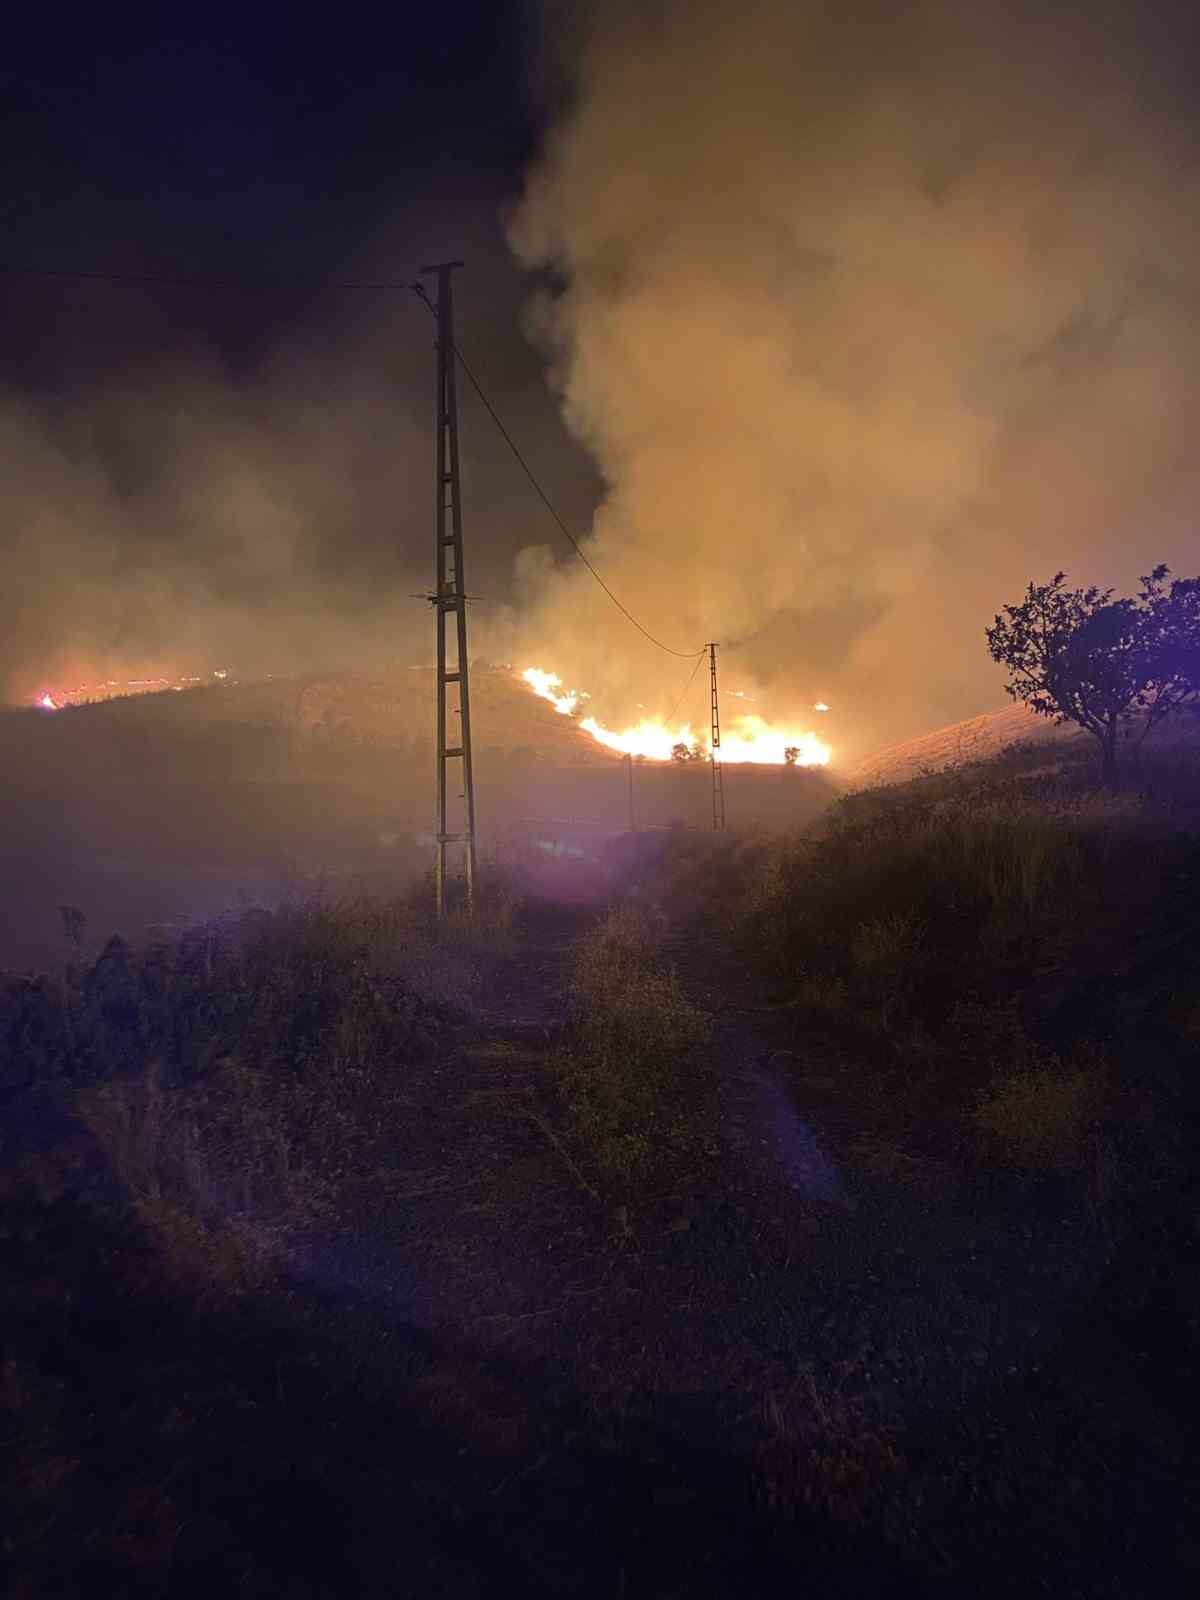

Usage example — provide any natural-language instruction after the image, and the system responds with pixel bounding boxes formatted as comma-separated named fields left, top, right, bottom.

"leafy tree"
left=1132, top=566, right=1200, bottom=756
left=986, top=566, right=1199, bottom=787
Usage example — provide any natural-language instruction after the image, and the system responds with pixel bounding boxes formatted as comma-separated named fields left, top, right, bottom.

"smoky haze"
left=498, top=0, right=1200, bottom=760
left=0, top=199, right=601, bottom=706
left=2, top=354, right=423, bottom=700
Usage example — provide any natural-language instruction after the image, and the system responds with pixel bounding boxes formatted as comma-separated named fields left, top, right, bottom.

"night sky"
left=3, top=3, right=537, bottom=357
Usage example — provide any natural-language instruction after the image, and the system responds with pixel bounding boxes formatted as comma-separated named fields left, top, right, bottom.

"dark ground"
left=3, top=886, right=1198, bottom=1597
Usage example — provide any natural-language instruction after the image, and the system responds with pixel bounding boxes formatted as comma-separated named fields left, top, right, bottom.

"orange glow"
left=579, top=713, right=700, bottom=761
left=17, top=670, right=237, bottom=710
left=521, top=666, right=831, bottom=766
left=520, top=667, right=583, bottom=716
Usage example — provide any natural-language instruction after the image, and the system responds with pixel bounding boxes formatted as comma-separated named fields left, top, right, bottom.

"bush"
left=554, top=906, right=710, bottom=1191
left=77, top=1063, right=288, bottom=1292
left=1, top=887, right=504, bottom=1090
left=56, top=891, right=508, bottom=1289
left=974, top=1054, right=1106, bottom=1174
left=710, top=756, right=1200, bottom=1201
left=734, top=786, right=1149, bottom=1031
left=755, top=1376, right=903, bottom=1526
left=602, top=827, right=775, bottom=935
left=850, top=910, right=926, bottom=1031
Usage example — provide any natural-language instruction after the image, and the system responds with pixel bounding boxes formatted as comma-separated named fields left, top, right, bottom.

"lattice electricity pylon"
left=708, top=642, right=725, bottom=831
left=417, top=261, right=477, bottom=915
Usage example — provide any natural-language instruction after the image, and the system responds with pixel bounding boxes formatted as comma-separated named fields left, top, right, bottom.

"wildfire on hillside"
left=29, top=671, right=229, bottom=710
left=520, top=667, right=832, bottom=766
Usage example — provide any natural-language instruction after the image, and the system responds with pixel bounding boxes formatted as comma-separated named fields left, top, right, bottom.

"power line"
left=454, top=345, right=705, bottom=660
left=664, top=651, right=705, bottom=725
left=2, top=259, right=708, bottom=662
left=411, top=283, right=705, bottom=661
left=0, top=264, right=415, bottom=293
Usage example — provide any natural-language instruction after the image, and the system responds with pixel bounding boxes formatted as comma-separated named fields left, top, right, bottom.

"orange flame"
left=520, top=667, right=583, bottom=716
left=521, top=666, right=831, bottom=766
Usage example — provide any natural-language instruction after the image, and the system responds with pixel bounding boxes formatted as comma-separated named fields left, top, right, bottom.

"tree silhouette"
left=986, top=567, right=1199, bottom=787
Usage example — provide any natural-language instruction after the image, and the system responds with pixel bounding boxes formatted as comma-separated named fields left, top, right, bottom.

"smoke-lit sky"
left=1, top=3, right=599, bottom=698
left=5, top=1, right=1200, bottom=757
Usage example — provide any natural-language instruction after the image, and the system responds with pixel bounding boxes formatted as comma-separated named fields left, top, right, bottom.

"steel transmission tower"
left=420, top=261, right=477, bottom=914
left=708, top=642, right=725, bottom=831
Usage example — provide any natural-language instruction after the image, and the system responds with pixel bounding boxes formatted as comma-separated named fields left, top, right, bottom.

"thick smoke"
left=504, top=0, right=1200, bottom=758
left=0, top=193, right=586, bottom=707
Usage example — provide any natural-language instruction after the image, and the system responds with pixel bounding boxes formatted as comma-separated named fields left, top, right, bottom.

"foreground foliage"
left=2, top=886, right=521, bottom=1286
left=554, top=904, right=712, bottom=1195
left=630, top=747, right=1200, bottom=1191
left=2, top=756, right=1197, bottom=1595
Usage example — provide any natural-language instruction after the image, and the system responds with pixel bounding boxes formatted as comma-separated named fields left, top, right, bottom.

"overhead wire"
left=0, top=261, right=707, bottom=661
left=0, top=264, right=415, bottom=292
left=410, top=282, right=706, bottom=661
left=663, top=651, right=705, bottom=726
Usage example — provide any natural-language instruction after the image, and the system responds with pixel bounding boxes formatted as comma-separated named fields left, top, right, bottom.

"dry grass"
left=974, top=1058, right=1105, bottom=1175
left=755, top=1375, right=903, bottom=1525
left=77, top=1063, right=292, bottom=1293
left=64, top=879, right=525, bottom=1293
left=550, top=905, right=711, bottom=1194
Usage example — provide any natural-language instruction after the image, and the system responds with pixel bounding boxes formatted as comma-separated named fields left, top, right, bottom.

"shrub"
left=554, top=906, right=710, bottom=1191
left=77, top=1063, right=286, bottom=1293
left=974, top=1054, right=1106, bottom=1174
left=755, top=1376, right=903, bottom=1526
left=850, top=910, right=926, bottom=1030
left=63, top=891, right=497, bottom=1289
left=734, top=786, right=1147, bottom=1031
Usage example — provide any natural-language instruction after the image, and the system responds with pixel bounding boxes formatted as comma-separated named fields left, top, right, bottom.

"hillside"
left=0, top=668, right=836, bottom=972
left=24, top=666, right=611, bottom=765
left=846, top=703, right=1075, bottom=789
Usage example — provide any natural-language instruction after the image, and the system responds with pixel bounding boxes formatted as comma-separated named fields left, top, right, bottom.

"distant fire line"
left=520, top=666, right=831, bottom=766
left=31, top=670, right=231, bottom=710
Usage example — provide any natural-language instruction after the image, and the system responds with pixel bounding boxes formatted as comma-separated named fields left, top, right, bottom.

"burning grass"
left=520, top=664, right=832, bottom=766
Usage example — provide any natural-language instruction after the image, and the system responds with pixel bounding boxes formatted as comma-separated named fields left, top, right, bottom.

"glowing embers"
left=26, top=669, right=233, bottom=711
left=520, top=665, right=831, bottom=766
